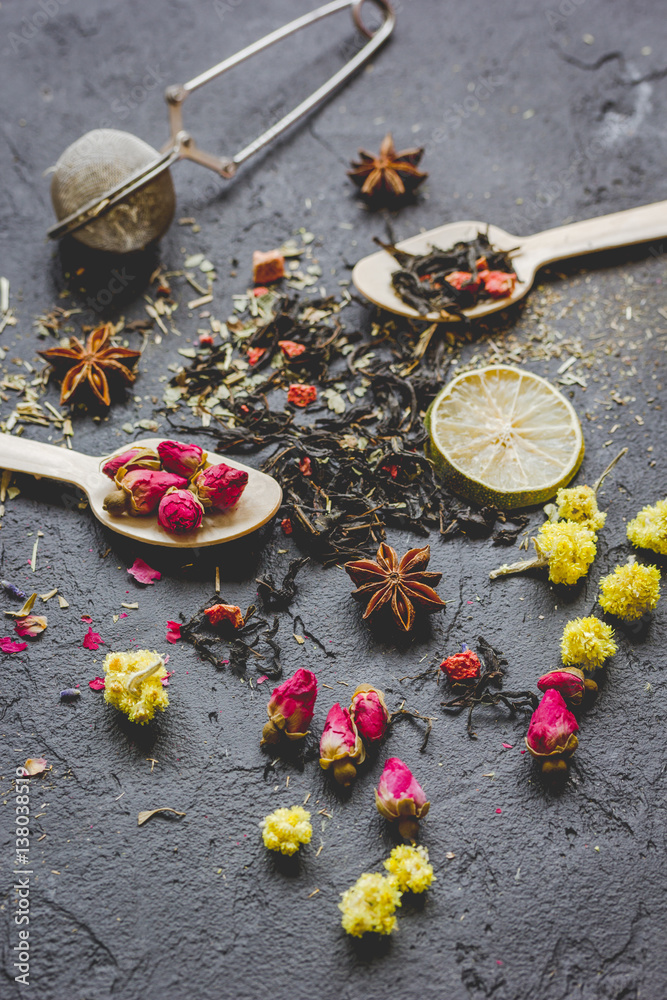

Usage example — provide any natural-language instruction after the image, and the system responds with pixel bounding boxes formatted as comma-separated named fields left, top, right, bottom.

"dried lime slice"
left=425, top=365, right=584, bottom=509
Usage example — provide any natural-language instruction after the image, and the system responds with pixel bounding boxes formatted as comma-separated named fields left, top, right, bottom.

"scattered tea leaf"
left=138, top=807, right=186, bottom=826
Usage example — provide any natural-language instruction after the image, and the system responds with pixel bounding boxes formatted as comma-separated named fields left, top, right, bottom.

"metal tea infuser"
left=47, top=0, right=395, bottom=254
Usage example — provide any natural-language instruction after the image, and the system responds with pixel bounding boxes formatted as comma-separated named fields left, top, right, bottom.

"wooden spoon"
left=352, top=199, right=667, bottom=322
left=0, top=435, right=282, bottom=547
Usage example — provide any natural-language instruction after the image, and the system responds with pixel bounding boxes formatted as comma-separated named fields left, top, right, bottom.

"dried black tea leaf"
left=376, top=231, right=518, bottom=316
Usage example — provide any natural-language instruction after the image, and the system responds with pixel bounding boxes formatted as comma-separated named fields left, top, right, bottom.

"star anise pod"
left=344, top=542, right=445, bottom=632
left=39, top=323, right=141, bottom=407
left=348, top=132, right=427, bottom=202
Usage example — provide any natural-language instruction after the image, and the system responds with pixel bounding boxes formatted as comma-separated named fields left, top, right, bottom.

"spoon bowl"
left=0, top=435, right=282, bottom=547
left=352, top=199, right=667, bottom=322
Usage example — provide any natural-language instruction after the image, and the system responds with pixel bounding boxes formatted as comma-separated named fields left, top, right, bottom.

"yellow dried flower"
left=556, top=485, right=606, bottom=532
left=339, top=872, right=402, bottom=937
left=103, top=649, right=168, bottom=724
left=261, top=805, right=312, bottom=855
left=384, top=845, right=435, bottom=893
left=599, top=561, right=661, bottom=621
left=627, top=500, right=667, bottom=556
left=535, top=520, right=597, bottom=585
left=560, top=615, right=617, bottom=671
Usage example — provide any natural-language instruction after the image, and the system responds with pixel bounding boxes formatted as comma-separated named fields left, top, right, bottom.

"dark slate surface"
left=2, top=1, right=667, bottom=998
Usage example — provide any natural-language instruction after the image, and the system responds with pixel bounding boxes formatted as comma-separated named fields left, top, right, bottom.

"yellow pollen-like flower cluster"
left=626, top=500, right=667, bottom=556
left=338, top=872, right=402, bottom=937
left=535, top=521, right=597, bottom=585
left=556, top=485, right=607, bottom=533
left=384, top=845, right=435, bottom=894
left=261, top=806, right=312, bottom=855
left=103, top=649, right=168, bottom=724
left=598, top=561, right=661, bottom=621
left=560, top=616, right=617, bottom=672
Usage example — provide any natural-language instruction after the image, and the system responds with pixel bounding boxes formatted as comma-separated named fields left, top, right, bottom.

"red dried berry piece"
left=204, top=604, right=244, bottom=629
left=287, top=385, right=317, bottom=408
left=440, top=649, right=482, bottom=682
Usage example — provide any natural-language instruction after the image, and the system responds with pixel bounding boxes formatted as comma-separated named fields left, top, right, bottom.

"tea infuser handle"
left=165, top=0, right=395, bottom=178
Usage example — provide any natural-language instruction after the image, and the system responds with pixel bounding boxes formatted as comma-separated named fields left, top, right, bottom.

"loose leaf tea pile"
left=164, top=292, right=516, bottom=564
left=377, top=231, right=518, bottom=316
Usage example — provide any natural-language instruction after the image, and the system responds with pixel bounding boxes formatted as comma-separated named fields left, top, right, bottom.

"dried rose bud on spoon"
left=0, top=436, right=281, bottom=548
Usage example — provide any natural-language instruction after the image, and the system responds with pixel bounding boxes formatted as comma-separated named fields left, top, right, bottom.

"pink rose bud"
left=375, top=757, right=430, bottom=841
left=102, top=447, right=160, bottom=479
left=319, top=703, right=365, bottom=787
left=536, top=667, right=585, bottom=706
left=525, top=689, right=579, bottom=773
left=156, top=439, right=206, bottom=478
left=262, top=668, right=318, bottom=745
left=349, top=684, right=389, bottom=743
left=193, top=463, right=248, bottom=512
left=157, top=488, right=204, bottom=534
left=113, top=469, right=188, bottom=515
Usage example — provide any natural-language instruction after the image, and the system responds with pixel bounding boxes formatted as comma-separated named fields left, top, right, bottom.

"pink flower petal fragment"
left=0, top=637, right=28, bottom=653
left=166, top=621, right=181, bottom=644
left=15, top=615, right=48, bottom=637
left=83, top=627, right=103, bottom=651
left=128, top=558, right=161, bottom=585
left=89, top=677, right=106, bottom=691
left=24, top=757, right=47, bottom=776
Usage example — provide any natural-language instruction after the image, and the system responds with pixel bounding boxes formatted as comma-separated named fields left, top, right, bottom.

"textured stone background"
left=1, top=1, right=667, bottom=998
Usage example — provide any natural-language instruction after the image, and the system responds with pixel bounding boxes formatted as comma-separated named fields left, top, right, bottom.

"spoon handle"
left=0, top=434, right=100, bottom=491
left=521, top=199, right=667, bottom=269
